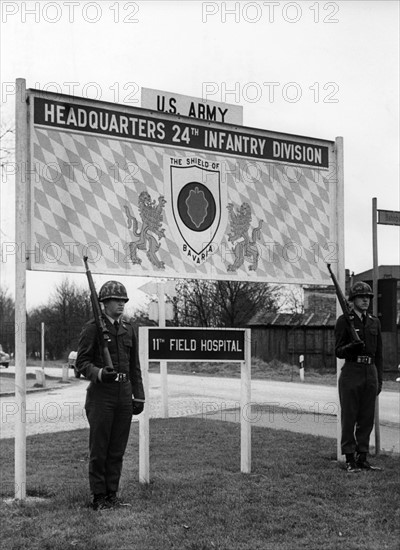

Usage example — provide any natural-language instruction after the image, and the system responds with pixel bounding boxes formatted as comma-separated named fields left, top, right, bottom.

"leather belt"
left=115, top=373, right=128, bottom=382
left=356, top=356, right=373, bottom=365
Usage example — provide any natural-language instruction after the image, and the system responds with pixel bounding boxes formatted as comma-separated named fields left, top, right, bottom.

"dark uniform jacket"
left=335, top=312, right=383, bottom=390
left=76, top=317, right=145, bottom=401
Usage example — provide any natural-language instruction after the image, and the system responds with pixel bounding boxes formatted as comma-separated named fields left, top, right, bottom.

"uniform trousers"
left=85, top=381, right=133, bottom=496
left=338, top=362, right=378, bottom=455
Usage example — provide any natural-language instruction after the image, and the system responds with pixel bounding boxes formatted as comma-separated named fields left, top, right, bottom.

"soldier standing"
left=335, top=281, right=383, bottom=472
left=76, top=281, right=145, bottom=509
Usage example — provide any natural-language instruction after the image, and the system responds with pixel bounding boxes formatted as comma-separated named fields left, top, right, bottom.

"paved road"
left=1, top=367, right=399, bottom=453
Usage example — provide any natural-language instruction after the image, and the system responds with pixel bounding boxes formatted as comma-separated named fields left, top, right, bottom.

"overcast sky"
left=0, top=0, right=399, bottom=310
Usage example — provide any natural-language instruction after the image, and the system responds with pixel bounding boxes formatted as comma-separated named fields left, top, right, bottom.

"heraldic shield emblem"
left=165, top=156, right=227, bottom=266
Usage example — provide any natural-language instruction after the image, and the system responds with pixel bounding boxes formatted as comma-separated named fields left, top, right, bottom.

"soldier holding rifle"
left=329, top=265, right=383, bottom=473
left=77, top=259, right=145, bottom=510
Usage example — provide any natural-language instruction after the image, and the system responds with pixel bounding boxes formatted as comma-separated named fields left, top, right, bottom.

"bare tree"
left=27, top=278, right=92, bottom=359
left=0, top=109, right=14, bottom=169
left=0, top=286, right=15, bottom=354
left=0, top=109, right=15, bottom=247
left=275, top=285, right=304, bottom=314
left=175, top=279, right=279, bottom=327
left=174, top=279, right=217, bottom=327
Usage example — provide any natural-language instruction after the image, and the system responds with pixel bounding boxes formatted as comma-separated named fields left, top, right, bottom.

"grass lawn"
left=1, top=418, right=399, bottom=550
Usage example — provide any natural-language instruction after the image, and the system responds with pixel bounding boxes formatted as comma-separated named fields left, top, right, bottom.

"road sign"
left=148, top=301, right=174, bottom=322
left=138, top=326, right=251, bottom=483
left=139, top=281, right=176, bottom=296
left=378, top=209, right=400, bottom=226
left=138, top=281, right=158, bottom=295
left=141, top=87, right=243, bottom=125
left=148, top=327, right=245, bottom=361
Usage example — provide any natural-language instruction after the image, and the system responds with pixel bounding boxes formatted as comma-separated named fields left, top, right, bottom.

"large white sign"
left=27, top=90, right=338, bottom=285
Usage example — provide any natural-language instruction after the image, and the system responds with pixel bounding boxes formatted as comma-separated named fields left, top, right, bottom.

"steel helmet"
left=349, top=281, right=373, bottom=301
left=98, top=281, right=129, bottom=302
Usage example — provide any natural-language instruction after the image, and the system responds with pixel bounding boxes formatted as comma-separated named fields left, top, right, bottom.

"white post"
left=372, top=198, right=380, bottom=455
left=299, top=354, right=305, bottom=382
left=240, top=329, right=251, bottom=473
left=62, top=364, right=70, bottom=382
left=41, top=322, right=45, bottom=370
left=15, top=78, right=28, bottom=500
left=372, top=198, right=379, bottom=317
left=335, top=136, right=345, bottom=462
left=139, top=327, right=150, bottom=483
left=158, top=282, right=168, bottom=418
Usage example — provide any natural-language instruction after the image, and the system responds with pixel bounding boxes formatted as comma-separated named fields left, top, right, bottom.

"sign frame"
left=14, top=78, right=345, bottom=499
left=138, top=327, right=252, bottom=483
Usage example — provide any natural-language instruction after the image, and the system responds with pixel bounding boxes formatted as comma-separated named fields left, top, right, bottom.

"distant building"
left=352, top=265, right=399, bottom=367
left=352, top=265, right=400, bottom=323
left=303, top=285, right=335, bottom=315
left=353, top=265, right=400, bottom=280
left=247, top=266, right=399, bottom=370
left=248, top=286, right=337, bottom=369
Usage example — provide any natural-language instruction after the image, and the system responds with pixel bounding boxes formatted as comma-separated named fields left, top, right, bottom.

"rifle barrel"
left=327, top=263, right=361, bottom=343
left=82, top=256, right=114, bottom=368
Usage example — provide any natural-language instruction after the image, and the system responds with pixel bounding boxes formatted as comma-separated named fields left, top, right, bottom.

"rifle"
left=327, top=263, right=362, bottom=343
left=83, top=256, right=114, bottom=368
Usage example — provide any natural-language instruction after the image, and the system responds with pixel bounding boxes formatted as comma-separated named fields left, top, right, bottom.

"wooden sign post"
left=138, top=327, right=251, bottom=483
left=372, top=199, right=400, bottom=455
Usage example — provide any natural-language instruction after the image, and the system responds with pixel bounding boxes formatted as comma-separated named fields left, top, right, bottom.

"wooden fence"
left=248, top=312, right=399, bottom=372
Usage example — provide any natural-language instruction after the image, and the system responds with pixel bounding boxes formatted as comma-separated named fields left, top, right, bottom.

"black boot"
left=345, top=453, right=360, bottom=473
left=356, top=452, right=382, bottom=471
left=92, top=494, right=108, bottom=510
left=106, top=492, right=131, bottom=508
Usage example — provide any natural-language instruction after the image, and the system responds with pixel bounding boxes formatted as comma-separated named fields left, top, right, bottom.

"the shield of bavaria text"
left=165, top=156, right=227, bottom=266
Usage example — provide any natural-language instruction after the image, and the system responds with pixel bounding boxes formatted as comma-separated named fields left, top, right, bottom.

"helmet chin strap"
left=104, top=301, right=125, bottom=320
left=353, top=297, right=370, bottom=315
left=353, top=304, right=366, bottom=314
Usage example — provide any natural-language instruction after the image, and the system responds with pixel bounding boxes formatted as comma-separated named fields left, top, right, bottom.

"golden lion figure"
left=124, top=191, right=166, bottom=269
left=227, top=202, right=263, bottom=272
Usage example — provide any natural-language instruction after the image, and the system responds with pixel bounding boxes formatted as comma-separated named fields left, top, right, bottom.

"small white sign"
left=138, top=281, right=158, bottom=296
left=141, top=87, right=243, bottom=125
left=148, top=301, right=174, bottom=322
left=162, top=281, right=177, bottom=297
left=139, top=280, right=177, bottom=297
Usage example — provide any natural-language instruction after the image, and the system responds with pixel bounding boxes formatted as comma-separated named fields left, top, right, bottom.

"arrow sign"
left=138, top=281, right=158, bottom=296
left=138, top=280, right=177, bottom=297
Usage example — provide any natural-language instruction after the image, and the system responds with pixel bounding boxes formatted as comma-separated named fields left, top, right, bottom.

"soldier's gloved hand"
left=342, top=341, right=364, bottom=354
left=101, top=366, right=118, bottom=383
left=132, top=400, right=144, bottom=415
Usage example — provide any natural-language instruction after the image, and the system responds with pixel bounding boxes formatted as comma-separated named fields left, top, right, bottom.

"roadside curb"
left=194, top=404, right=400, bottom=429
left=0, top=379, right=77, bottom=398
